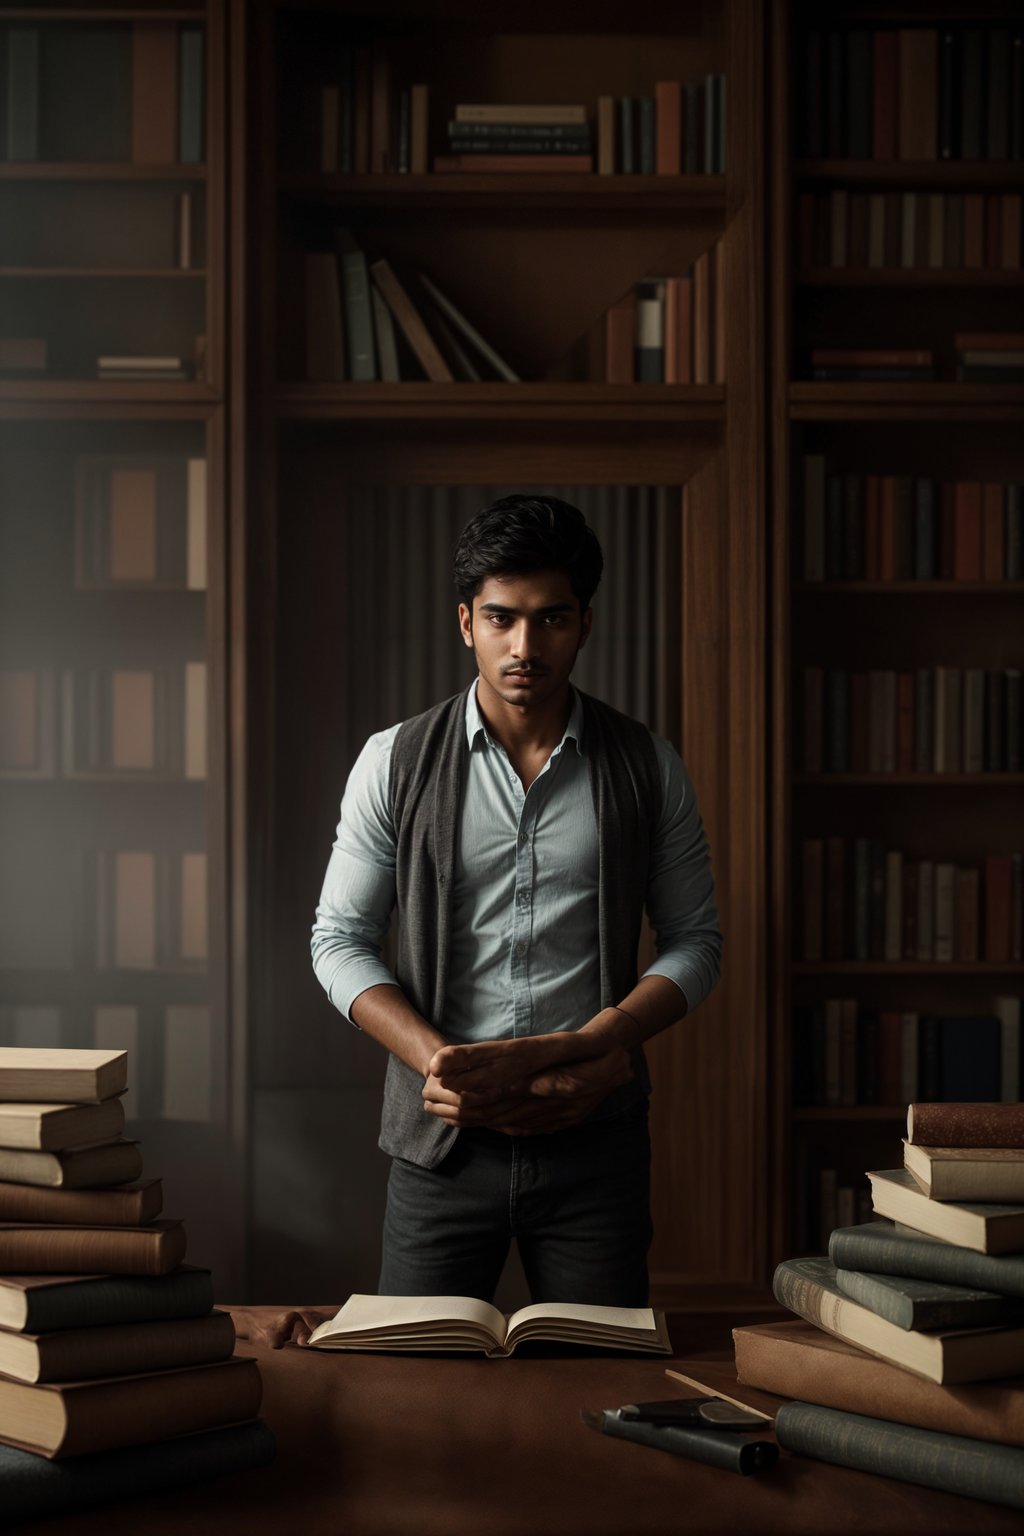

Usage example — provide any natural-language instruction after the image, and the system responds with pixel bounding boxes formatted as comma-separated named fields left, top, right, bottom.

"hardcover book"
left=0, top=1266, right=213, bottom=1335
left=869, top=1168, right=1024, bottom=1254
left=829, top=1221, right=1024, bottom=1299
left=0, top=1049, right=126, bottom=1105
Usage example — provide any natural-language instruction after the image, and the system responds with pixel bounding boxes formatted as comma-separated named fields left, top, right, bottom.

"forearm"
left=350, top=983, right=447, bottom=1079
left=575, top=974, right=688, bottom=1055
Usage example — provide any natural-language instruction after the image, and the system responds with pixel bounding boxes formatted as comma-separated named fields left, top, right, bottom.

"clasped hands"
left=421, top=1010, right=636, bottom=1136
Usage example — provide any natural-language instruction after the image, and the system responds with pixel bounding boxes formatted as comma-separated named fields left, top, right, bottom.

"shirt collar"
left=465, top=680, right=584, bottom=756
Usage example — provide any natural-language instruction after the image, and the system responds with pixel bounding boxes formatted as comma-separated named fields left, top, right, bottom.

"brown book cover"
left=663, top=278, right=679, bottom=383
left=825, top=837, right=845, bottom=961
left=605, top=297, right=634, bottom=384
left=410, top=83, right=429, bottom=175
left=370, top=261, right=452, bottom=383
left=953, top=332, right=1024, bottom=350
left=0, top=1049, right=126, bottom=1105
left=802, top=838, right=823, bottom=961
left=939, top=480, right=955, bottom=578
left=0, top=1219, right=185, bottom=1278
left=110, top=670, right=155, bottom=771
left=131, top=24, right=178, bottom=164
left=0, top=1355, right=262, bottom=1459
left=432, top=155, right=593, bottom=173
left=953, top=482, right=982, bottom=579
left=675, top=274, right=693, bottom=383
left=0, top=1179, right=161, bottom=1227
left=864, top=475, right=880, bottom=579
left=985, top=855, right=1012, bottom=963
left=370, top=41, right=391, bottom=174
left=810, top=348, right=934, bottom=367
left=304, top=252, right=345, bottom=381
left=896, top=671, right=914, bottom=771
left=964, top=194, right=985, bottom=267
left=0, top=1140, right=143, bottom=1192
left=352, top=46, right=371, bottom=174
left=986, top=196, right=1002, bottom=270
left=797, top=193, right=815, bottom=271
left=908, top=1102, right=1024, bottom=1148
left=712, top=239, right=726, bottom=384
left=803, top=667, right=823, bottom=773
left=734, top=1320, right=1024, bottom=1448
left=982, top=483, right=1005, bottom=579
left=655, top=81, right=681, bottom=175
left=873, top=31, right=898, bottom=160
left=879, top=476, right=897, bottom=581
left=108, top=469, right=157, bottom=583
left=0, top=670, right=39, bottom=771
left=693, top=250, right=710, bottom=384
left=2, top=1309, right=235, bottom=1386
left=0, top=1098, right=125, bottom=1154
left=898, top=29, right=937, bottom=161
left=955, top=866, right=979, bottom=961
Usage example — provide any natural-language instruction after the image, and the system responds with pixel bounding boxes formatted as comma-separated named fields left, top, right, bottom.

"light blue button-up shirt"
left=311, top=683, right=722, bottom=1044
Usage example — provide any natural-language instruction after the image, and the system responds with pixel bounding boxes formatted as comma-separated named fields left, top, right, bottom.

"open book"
left=306, top=1295, right=672, bottom=1358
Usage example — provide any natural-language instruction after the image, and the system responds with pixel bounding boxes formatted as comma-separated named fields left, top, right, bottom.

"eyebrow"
left=478, top=602, right=577, bottom=616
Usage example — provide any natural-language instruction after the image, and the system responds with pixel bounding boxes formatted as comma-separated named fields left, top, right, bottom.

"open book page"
left=306, top=1293, right=508, bottom=1348
left=504, top=1302, right=670, bottom=1352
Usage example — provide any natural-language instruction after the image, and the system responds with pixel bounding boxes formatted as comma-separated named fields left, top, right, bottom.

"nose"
left=510, top=620, right=540, bottom=660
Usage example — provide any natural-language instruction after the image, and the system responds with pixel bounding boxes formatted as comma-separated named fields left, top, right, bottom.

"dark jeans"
left=378, top=1099, right=653, bottom=1306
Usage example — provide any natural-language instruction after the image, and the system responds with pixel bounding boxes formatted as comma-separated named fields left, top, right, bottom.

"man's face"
left=458, top=569, right=592, bottom=712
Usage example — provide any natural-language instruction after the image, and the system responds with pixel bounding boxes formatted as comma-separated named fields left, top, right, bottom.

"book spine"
left=909, top=1101, right=1024, bottom=1147
left=339, top=250, right=377, bottom=381
left=25, top=1267, right=213, bottom=1334
left=0, top=1224, right=185, bottom=1277
left=638, top=97, right=656, bottom=174
left=179, top=27, right=205, bottom=164
left=774, top=1402, right=1024, bottom=1512
left=828, top=1224, right=1024, bottom=1298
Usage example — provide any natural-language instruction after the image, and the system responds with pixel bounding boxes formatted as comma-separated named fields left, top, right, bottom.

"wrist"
left=580, top=1006, right=640, bottom=1053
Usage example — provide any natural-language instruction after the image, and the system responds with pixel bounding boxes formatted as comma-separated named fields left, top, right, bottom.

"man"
left=272, top=494, right=721, bottom=1345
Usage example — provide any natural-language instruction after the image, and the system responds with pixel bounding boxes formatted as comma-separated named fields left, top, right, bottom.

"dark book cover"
left=830, top=1219, right=1024, bottom=1299
left=843, top=475, right=863, bottom=579
left=803, top=31, right=824, bottom=157
left=989, top=29, right=1011, bottom=160
left=853, top=837, right=870, bottom=959
left=826, top=32, right=844, bottom=158
left=919, top=1017, right=940, bottom=1099
left=938, top=29, right=957, bottom=160
left=683, top=82, right=699, bottom=175
left=774, top=1401, right=1024, bottom=1511
left=961, top=31, right=986, bottom=159
left=825, top=475, right=844, bottom=579
left=835, top=1266, right=1024, bottom=1331
left=913, top=478, right=936, bottom=578
left=638, top=97, right=656, bottom=175
left=869, top=840, right=885, bottom=960
left=7, top=28, right=39, bottom=161
left=1006, top=484, right=1023, bottom=579
left=618, top=96, right=635, bottom=174
left=1011, top=33, right=1023, bottom=160
left=179, top=26, right=205, bottom=164
left=1006, top=668, right=1021, bottom=771
left=857, top=1012, right=880, bottom=1104
left=986, top=668, right=1006, bottom=771
left=846, top=32, right=872, bottom=160
left=825, top=668, right=848, bottom=772
left=1, top=1267, right=213, bottom=1335
left=940, top=1016, right=1001, bottom=1101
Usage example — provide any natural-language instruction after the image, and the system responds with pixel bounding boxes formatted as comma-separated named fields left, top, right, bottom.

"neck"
left=474, top=676, right=574, bottom=758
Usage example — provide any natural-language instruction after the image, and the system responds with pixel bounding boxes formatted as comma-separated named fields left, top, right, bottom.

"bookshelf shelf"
left=0, top=269, right=206, bottom=280
left=0, top=165, right=207, bottom=182
left=275, top=382, right=726, bottom=423
left=789, top=383, right=1024, bottom=418
left=793, top=774, right=1024, bottom=787
left=798, top=269, right=1024, bottom=289
left=279, top=171, right=728, bottom=213
left=795, top=159, right=1024, bottom=188
left=792, top=962, right=1024, bottom=976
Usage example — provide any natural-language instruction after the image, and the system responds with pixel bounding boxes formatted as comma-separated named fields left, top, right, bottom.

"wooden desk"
left=20, top=1308, right=1023, bottom=1536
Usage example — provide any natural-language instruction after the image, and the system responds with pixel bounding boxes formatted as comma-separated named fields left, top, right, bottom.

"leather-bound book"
left=0, top=1219, right=186, bottom=1277
left=0, top=1139, right=142, bottom=1190
left=0, top=1309, right=235, bottom=1385
left=0, top=1098, right=124, bottom=1153
left=0, top=1048, right=126, bottom=1104
left=0, top=1266, right=212, bottom=1335
left=909, top=1102, right=1024, bottom=1148
left=0, top=1179, right=161, bottom=1227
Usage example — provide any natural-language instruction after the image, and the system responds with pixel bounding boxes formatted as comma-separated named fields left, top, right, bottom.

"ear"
left=578, top=606, right=593, bottom=648
left=458, top=602, right=474, bottom=649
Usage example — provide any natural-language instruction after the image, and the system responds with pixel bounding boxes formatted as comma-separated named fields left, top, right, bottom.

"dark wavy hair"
left=453, top=494, right=604, bottom=612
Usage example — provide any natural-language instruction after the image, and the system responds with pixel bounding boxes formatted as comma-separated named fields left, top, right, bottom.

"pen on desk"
left=581, top=1409, right=779, bottom=1476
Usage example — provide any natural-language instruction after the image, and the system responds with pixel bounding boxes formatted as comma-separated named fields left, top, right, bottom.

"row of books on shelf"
left=804, top=335, right=1024, bottom=384
left=749, top=1103, right=1024, bottom=1510
left=0, top=1006, right=213, bottom=1127
left=313, top=69, right=727, bottom=176
left=89, top=848, right=208, bottom=973
left=0, top=1047, right=270, bottom=1523
left=800, top=842, right=1022, bottom=964
left=797, top=189, right=1022, bottom=273
left=0, top=343, right=202, bottom=383
left=76, top=455, right=207, bottom=590
left=802, top=459, right=1023, bottom=583
left=605, top=254, right=724, bottom=385
left=1, top=22, right=204, bottom=165
left=802, top=665, right=1022, bottom=776
left=793, top=997, right=1021, bottom=1108
left=797, top=27, right=1023, bottom=162
left=0, top=664, right=207, bottom=781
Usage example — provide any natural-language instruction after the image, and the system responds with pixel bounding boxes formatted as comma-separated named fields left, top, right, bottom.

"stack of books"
left=604, top=241, right=725, bottom=385
left=435, top=104, right=594, bottom=174
left=0, top=1047, right=273, bottom=1524
left=735, top=1100, right=1024, bottom=1508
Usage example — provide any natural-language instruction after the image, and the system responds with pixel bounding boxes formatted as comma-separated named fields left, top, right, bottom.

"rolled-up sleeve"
left=641, top=736, right=724, bottom=1011
left=310, top=726, right=401, bottom=1023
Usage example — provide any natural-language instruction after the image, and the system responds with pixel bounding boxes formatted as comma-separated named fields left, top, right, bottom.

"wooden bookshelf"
left=769, top=1, right=1024, bottom=1260
left=231, top=0, right=767, bottom=1307
left=0, top=1, right=242, bottom=1293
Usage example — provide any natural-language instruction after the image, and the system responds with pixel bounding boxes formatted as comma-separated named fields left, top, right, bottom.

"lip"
left=505, top=671, right=545, bottom=681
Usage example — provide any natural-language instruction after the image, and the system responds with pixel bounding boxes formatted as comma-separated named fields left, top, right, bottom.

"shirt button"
left=514, top=942, right=527, bottom=957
